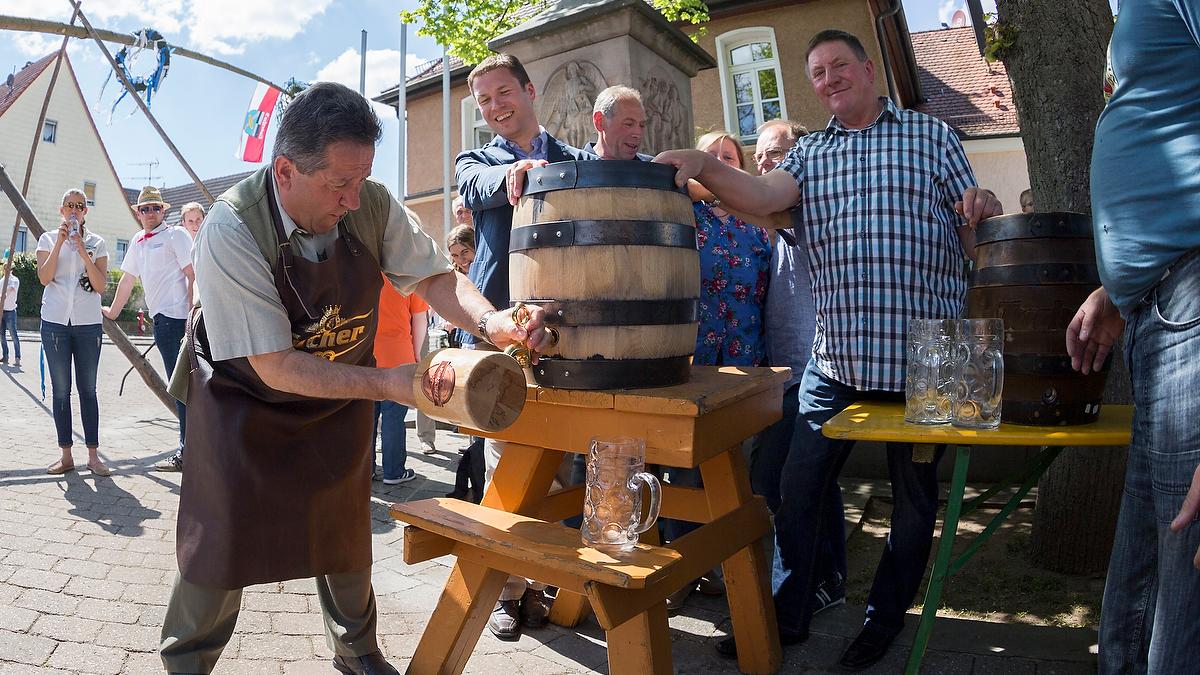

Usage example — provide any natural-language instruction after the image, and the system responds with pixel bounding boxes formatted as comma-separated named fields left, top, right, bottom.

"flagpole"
left=359, top=30, right=367, bottom=96
left=398, top=23, right=408, bottom=201
left=442, top=44, right=451, bottom=243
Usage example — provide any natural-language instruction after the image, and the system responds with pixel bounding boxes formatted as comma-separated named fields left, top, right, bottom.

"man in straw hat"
left=105, top=185, right=194, bottom=472
left=157, top=81, right=554, bottom=675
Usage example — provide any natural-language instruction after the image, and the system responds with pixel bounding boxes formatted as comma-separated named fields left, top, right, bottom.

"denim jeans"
left=774, top=359, right=943, bottom=636
left=752, top=381, right=848, bottom=594
left=41, top=321, right=102, bottom=447
left=372, top=400, right=409, bottom=480
left=153, top=314, right=187, bottom=454
left=1, top=309, right=19, bottom=360
left=1099, top=250, right=1200, bottom=674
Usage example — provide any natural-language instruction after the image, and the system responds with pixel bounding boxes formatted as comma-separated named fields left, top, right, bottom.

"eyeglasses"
left=138, top=205, right=163, bottom=214
left=753, top=148, right=788, bottom=164
left=63, top=201, right=86, bottom=211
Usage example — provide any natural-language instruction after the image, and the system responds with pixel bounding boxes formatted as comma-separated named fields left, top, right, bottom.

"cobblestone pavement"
left=1, top=332, right=1099, bottom=674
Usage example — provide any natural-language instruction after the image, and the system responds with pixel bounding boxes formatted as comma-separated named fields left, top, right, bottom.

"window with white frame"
left=115, top=239, right=129, bottom=266
left=715, top=28, right=787, bottom=141
left=42, top=119, right=57, bottom=143
left=83, top=181, right=96, bottom=207
left=461, top=97, right=494, bottom=150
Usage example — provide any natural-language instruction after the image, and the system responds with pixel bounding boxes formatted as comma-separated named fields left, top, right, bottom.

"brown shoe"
left=47, top=459, right=75, bottom=475
left=488, top=599, right=522, bottom=640
left=696, top=573, right=725, bottom=596
left=520, top=588, right=551, bottom=628
left=88, top=461, right=112, bottom=477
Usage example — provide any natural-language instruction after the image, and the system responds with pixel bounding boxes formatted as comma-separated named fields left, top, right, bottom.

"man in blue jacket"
left=453, top=52, right=594, bottom=641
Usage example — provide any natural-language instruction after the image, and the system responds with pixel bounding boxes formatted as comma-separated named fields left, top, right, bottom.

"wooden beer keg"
left=510, top=160, right=699, bottom=389
left=411, top=348, right=527, bottom=432
left=968, top=212, right=1110, bottom=425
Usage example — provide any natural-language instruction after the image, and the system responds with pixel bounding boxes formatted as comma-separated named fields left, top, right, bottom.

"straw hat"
left=131, top=186, right=171, bottom=211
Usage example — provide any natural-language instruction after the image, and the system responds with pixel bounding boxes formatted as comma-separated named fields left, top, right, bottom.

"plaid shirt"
left=776, top=98, right=976, bottom=391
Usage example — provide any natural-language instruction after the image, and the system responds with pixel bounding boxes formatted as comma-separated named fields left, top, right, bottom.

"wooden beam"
left=0, top=163, right=177, bottom=416
left=0, top=13, right=288, bottom=93
left=68, top=0, right=215, bottom=204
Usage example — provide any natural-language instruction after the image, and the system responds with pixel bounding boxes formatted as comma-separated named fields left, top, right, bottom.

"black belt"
left=969, top=263, right=1101, bottom=287
left=530, top=356, right=691, bottom=390
left=975, top=212, right=1093, bottom=244
left=522, top=160, right=687, bottom=197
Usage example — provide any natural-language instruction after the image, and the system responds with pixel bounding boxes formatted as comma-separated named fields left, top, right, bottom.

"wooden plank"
left=536, top=484, right=585, bottom=522
left=659, top=484, right=712, bottom=523
left=408, top=560, right=509, bottom=675
left=584, top=497, right=770, bottom=630
left=534, top=386, right=615, bottom=409
left=612, top=366, right=791, bottom=416
left=701, top=447, right=782, bottom=674
left=402, top=526, right=455, bottom=564
left=690, top=387, right=785, bottom=465
left=391, top=498, right=682, bottom=589
left=823, top=401, right=1134, bottom=447
left=605, top=602, right=674, bottom=675
left=548, top=589, right=591, bottom=627
left=481, top=442, right=568, bottom=514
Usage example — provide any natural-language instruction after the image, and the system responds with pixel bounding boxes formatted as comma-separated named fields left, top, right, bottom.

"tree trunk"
left=996, top=0, right=1124, bottom=574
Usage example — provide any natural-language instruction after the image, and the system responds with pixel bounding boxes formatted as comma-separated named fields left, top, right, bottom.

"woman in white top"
left=36, top=188, right=111, bottom=476
left=1, top=256, right=19, bottom=366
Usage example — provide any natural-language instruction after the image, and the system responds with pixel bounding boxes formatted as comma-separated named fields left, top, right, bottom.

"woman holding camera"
left=36, top=188, right=110, bottom=476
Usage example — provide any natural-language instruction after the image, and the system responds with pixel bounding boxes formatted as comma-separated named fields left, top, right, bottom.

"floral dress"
left=693, top=201, right=771, bottom=366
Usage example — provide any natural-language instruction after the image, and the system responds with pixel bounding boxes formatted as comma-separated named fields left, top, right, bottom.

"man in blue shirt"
left=658, top=29, right=1000, bottom=670
left=1067, top=1, right=1200, bottom=671
left=454, top=53, right=593, bottom=642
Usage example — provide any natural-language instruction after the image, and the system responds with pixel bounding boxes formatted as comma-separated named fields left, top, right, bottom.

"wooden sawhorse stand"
left=392, top=366, right=790, bottom=674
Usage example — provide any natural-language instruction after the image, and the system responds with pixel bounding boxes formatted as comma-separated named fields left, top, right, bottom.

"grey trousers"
left=416, top=334, right=436, bottom=447
left=159, top=569, right=378, bottom=673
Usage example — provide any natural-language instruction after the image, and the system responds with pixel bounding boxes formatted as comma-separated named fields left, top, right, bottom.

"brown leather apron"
left=177, top=184, right=383, bottom=589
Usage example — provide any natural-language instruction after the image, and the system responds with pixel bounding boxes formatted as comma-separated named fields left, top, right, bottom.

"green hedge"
left=7, top=251, right=144, bottom=321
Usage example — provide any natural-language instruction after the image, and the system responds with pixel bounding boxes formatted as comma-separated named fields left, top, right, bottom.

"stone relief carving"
left=640, top=69, right=688, bottom=154
left=540, top=60, right=607, bottom=149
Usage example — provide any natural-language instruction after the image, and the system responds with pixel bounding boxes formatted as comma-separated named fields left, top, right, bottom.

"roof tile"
left=911, top=27, right=1020, bottom=138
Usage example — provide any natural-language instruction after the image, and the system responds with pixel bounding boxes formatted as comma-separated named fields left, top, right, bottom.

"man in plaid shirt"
left=658, top=29, right=1002, bottom=670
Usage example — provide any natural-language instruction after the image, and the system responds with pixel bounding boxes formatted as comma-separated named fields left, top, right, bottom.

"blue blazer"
left=455, top=133, right=594, bottom=343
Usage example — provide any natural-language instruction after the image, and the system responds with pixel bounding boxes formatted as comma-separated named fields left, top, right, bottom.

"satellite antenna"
left=951, top=9, right=968, bottom=27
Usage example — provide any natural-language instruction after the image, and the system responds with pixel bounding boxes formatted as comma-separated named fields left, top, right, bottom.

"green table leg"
left=905, top=445, right=970, bottom=675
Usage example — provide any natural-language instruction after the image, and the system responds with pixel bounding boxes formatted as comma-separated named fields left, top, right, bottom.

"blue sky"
left=0, top=0, right=1079, bottom=196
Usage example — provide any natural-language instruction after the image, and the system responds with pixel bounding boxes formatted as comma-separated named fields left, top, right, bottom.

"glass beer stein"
left=904, top=319, right=959, bottom=424
left=581, top=438, right=662, bottom=552
left=950, top=318, right=1004, bottom=429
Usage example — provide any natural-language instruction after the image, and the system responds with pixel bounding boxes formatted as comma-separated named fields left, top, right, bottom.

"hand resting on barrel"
left=1065, top=286, right=1125, bottom=375
left=483, top=304, right=555, bottom=357
left=953, top=187, right=1003, bottom=228
left=506, top=159, right=549, bottom=205
left=653, top=148, right=799, bottom=217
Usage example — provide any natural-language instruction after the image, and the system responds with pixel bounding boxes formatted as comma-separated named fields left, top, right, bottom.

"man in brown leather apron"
left=158, top=82, right=553, bottom=675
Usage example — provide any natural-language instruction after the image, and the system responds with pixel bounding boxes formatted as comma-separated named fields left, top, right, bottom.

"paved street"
left=0, top=331, right=1099, bottom=674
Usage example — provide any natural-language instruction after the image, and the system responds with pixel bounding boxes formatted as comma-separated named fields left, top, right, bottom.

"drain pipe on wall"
left=874, top=0, right=902, bottom=103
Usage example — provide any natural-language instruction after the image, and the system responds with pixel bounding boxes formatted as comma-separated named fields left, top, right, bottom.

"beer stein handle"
left=630, top=471, right=661, bottom=535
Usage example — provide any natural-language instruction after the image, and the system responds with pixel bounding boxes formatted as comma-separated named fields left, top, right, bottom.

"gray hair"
left=757, top=119, right=808, bottom=142
left=272, top=81, right=382, bottom=174
left=593, top=85, right=643, bottom=119
left=61, top=188, right=87, bottom=204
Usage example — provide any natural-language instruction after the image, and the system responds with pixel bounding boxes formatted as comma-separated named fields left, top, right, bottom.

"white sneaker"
left=421, top=442, right=437, bottom=455
left=382, top=468, right=417, bottom=485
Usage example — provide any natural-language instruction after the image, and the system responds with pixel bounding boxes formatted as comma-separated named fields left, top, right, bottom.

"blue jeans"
left=373, top=400, right=409, bottom=480
left=1099, top=250, right=1200, bottom=674
left=1, top=309, right=19, bottom=360
left=41, top=321, right=102, bottom=448
left=752, top=381, right=848, bottom=593
left=774, top=359, right=943, bottom=636
left=153, top=314, right=187, bottom=453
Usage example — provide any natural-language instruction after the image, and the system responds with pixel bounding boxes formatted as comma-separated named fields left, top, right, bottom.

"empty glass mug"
left=582, top=438, right=662, bottom=552
left=904, top=319, right=959, bottom=424
left=950, top=318, right=1004, bottom=429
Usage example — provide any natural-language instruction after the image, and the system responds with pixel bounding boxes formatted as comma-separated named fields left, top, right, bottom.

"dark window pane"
left=734, top=72, right=753, bottom=104
left=738, top=105, right=756, bottom=137
left=758, top=69, right=779, bottom=99
left=762, top=100, right=781, bottom=121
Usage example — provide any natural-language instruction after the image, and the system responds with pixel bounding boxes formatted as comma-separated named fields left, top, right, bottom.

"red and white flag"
left=235, top=83, right=282, bottom=163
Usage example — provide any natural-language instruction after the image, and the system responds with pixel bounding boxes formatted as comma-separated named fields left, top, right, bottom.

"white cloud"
left=315, top=48, right=427, bottom=101
left=184, top=0, right=334, bottom=55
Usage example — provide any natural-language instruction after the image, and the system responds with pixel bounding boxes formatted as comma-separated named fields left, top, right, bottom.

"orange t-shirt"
left=374, top=276, right=430, bottom=368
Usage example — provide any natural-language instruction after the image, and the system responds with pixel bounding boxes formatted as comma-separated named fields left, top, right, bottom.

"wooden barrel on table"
left=968, top=212, right=1109, bottom=425
left=510, top=160, right=699, bottom=390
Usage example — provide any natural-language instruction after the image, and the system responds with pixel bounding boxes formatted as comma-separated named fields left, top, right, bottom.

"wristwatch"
left=477, top=310, right=496, bottom=341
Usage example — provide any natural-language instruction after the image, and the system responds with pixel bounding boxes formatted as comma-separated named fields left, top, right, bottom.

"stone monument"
left=488, top=0, right=716, bottom=154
